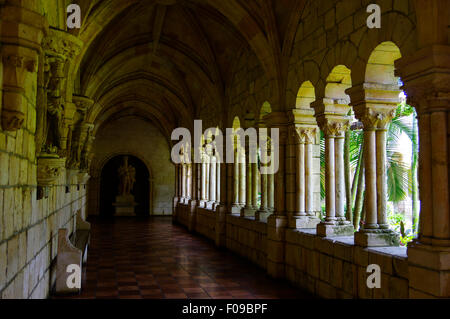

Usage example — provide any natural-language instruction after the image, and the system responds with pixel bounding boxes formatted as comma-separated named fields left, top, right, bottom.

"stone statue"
left=42, top=58, right=65, bottom=154
left=118, top=156, right=136, bottom=196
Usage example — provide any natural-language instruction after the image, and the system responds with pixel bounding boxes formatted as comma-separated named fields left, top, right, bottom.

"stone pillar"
left=347, top=83, right=401, bottom=246
left=186, top=164, right=192, bottom=200
left=205, top=157, right=210, bottom=201
left=238, top=149, right=246, bottom=209
left=181, top=164, right=186, bottom=201
left=334, top=130, right=348, bottom=224
left=251, top=162, right=258, bottom=208
left=242, top=144, right=254, bottom=217
left=231, top=148, right=241, bottom=214
left=208, top=156, right=216, bottom=208
left=265, top=112, right=288, bottom=278
left=173, top=164, right=180, bottom=222
left=200, top=158, right=207, bottom=207
left=216, top=158, right=221, bottom=205
left=395, top=44, right=450, bottom=297
left=305, top=131, right=315, bottom=216
left=256, top=135, right=272, bottom=222
left=313, top=99, right=354, bottom=237
left=188, top=160, right=197, bottom=232
left=215, top=158, right=228, bottom=247
left=289, top=127, right=320, bottom=229
left=0, top=4, right=47, bottom=131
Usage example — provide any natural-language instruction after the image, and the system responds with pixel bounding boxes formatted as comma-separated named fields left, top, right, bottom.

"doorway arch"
left=99, top=154, right=150, bottom=217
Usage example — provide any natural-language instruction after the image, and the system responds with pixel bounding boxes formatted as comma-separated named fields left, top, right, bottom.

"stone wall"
left=0, top=115, right=88, bottom=299
left=88, top=116, right=174, bottom=216
left=226, top=215, right=267, bottom=270
left=285, top=229, right=409, bottom=298
left=174, top=209, right=409, bottom=299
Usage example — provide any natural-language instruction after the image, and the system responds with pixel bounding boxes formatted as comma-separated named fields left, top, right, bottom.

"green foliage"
left=387, top=210, right=415, bottom=246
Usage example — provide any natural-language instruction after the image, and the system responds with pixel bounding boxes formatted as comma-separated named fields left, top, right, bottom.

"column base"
left=206, top=201, right=216, bottom=210
left=231, top=205, right=243, bottom=215
left=255, top=209, right=272, bottom=222
left=241, top=207, right=256, bottom=217
left=354, top=229, right=400, bottom=247
left=317, top=222, right=354, bottom=237
left=288, top=215, right=321, bottom=229
left=199, top=200, right=207, bottom=208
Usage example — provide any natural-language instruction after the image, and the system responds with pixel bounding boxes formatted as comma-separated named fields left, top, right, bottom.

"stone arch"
left=351, top=12, right=416, bottom=86
left=325, top=65, right=352, bottom=103
left=89, top=151, right=154, bottom=217
left=296, top=81, right=315, bottom=110
left=258, top=101, right=272, bottom=121
left=365, top=41, right=402, bottom=86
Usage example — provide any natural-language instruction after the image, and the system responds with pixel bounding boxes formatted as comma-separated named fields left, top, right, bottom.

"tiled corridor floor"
left=58, top=217, right=314, bottom=299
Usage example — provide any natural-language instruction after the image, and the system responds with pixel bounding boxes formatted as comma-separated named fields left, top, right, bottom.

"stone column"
left=181, top=164, right=186, bottom=201
left=205, top=157, right=210, bottom=201
left=265, top=111, right=289, bottom=278
left=242, top=144, right=254, bottom=217
left=173, top=164, right=180, bottom=222
left=335, top=130, right=348, bottom=224
left=201, top=158, right=207, bottom=207
left=256, top=135, right=272, bottom=222
left=0, top=4, right=47, bottom=131
left=347, top=83, right=400, bottom=246
left=395, top=44, right=450, bottom=298
left=215, top=158, right=228, bottom=247
left=305, top=130, right=315, bottom=216
left=313, top=100, right=354, bottom=237
left=267, top=169, right=275, bottom=211
left=208, top=156, right=216, bottom=208
left=251, top=161, right=259, bottom=209
left=231, top=148, right=241, bottom=214
left=289, top=127, right=320, bottom=229
left=188, top=160, right=197, bottom=232
left=238, top=149, right=246, bottom=209
left=216, top=157, right=221, bottom=205
left=376, top=128, right=388, bottom=228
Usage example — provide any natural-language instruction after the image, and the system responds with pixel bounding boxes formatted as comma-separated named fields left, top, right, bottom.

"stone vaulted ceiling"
left=73, top=0, right=306, bottom=139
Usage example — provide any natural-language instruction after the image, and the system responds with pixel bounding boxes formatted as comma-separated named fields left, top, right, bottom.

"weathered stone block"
left=6, top=236, right=19, bottom=282
left=389, top=276, right=409, bottom=299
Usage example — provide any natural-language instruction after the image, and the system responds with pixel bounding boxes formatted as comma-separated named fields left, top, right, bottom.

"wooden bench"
left=55, top=211, right=91, bottom=294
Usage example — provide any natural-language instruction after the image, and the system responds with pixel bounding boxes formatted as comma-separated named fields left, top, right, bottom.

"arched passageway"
left=100, top=155, right=150, bottom=217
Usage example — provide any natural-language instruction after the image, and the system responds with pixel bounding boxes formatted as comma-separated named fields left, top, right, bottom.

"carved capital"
left=295, top=127, right=317, bottom=144
left=317, top=117, right=349, bottom=137
left=42, top=29, right=83, bottom=61
left=1, top=50, right=38, bottom=131
left=355, top=107, right=396, bottom=130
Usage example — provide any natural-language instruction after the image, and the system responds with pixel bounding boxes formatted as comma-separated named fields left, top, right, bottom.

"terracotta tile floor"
left=58, top=217, right=313, bottom=299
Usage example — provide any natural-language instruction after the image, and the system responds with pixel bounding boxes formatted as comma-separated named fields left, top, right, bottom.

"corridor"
left=60, top=217, right=313, bottom=299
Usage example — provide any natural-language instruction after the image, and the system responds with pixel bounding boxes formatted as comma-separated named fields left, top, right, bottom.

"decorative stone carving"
left=67, top=96, right=94, bottom=169
left=36, top=28, right=83, bottom=156
left=316, top=118, right=350, bottom=137
left=37, top=156, right=66, bottom=186
left=77, top=171, right=90, bottom=185
left=294, top=127, right=317, bottom=144
left=42, top=29, right=83, bottom=61
left=1, top=53, right=39, bottom=131
left=0, top=4, right=47, bottom=131
left=80, top=126, right=95, bottom=170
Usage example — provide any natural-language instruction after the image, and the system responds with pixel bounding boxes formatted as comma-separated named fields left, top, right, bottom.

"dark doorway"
left=99, top=155, right=150, bottom=217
